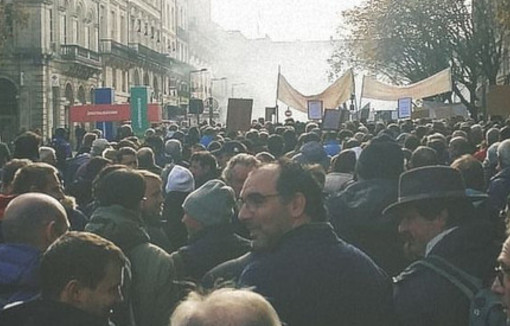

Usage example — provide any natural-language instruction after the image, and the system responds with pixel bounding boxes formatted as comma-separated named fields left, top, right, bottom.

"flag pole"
left=275, top=65, right=280, bottom=123
left=359, top=74, right=365, bottom=113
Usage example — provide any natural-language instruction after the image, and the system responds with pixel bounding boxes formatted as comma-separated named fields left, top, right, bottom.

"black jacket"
left=393, top=218, right=500, bottom=326
left=208, top=223, right=396, bottom=326
left=0, top=299, right=110, bottom=326
left=326, top=178, right=409, bottom=276
left=171, top=224, right=250, bottom=281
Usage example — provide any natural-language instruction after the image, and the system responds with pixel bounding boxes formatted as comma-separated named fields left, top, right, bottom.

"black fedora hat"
left=383, top=166, right=487, bottom=215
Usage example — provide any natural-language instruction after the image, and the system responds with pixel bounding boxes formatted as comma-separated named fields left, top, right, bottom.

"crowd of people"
left=0, top=116, right=510, bottom=325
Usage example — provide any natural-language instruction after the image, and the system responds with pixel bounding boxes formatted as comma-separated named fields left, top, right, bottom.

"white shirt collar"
left=425, top=227, right=458, bottom=257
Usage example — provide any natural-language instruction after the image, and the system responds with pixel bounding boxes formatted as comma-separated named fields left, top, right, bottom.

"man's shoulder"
left=202, top=252, right=254, bottom=288
left=0, top=299, right=108, bottom=326
left=249, top=225, right=383, bottom=276
left=131, top=242, right=174, bottom=267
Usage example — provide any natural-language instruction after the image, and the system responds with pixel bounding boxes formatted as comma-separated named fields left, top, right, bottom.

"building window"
left=171, top=7, right=174, bottom=31
left=73, top=18, right=78, bottom=44
left=49, top=9, right=54, bottom=43
left=112, top=68, right=117, bottom=90
left=120, top=15, right=126, bottom=43
left=84, top=26, right=90, bottom=48
left=60, top=14, right=67, bottom=44
left=110, top=10, right=116, bottom=40
left=122, top=71, right=127, bottom=92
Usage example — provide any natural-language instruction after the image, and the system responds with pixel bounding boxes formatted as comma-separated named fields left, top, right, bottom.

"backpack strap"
left=415, top=255, right=481, bottom=299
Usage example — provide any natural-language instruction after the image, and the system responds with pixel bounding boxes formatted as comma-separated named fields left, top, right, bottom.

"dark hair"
left=144, top=135, right=164, bottom=154
left=409, top=146, right=438, bottom=169
left=275, top=158, right=326, bottom=222
left=412, top=198, right=473, bottom=228
left=190, top=151, right=217, bottom=170
left=68, top=157, right=111, bottom=207
left=404, top=134, right=420, bottom=152
left=116, top=146, right=137, bottom=163
left=0, top=142, right=11, bottom=167
left=451, top=154, right=485, bottom=192
left=356, top=140, right=404, bottom=180
left=2, top=159, right=32, bottom=191
left=82, top=133, right=98, bottom=148
left=13, top=131, right=41, bottom=161
left=40, top=231, right=126, bottom=300
left=322, top=131, right=337, bottom=142
left=117, top=139, right=138, bottom=150
left=331, top=150, right=356, bottom=173
left=137, top=147, right=156, bottom=168
left=282, top=129, right=297, bottom=153
left=93, top=167, right=145, bottom=210
left=12, top=163, right=58, bottom=194
left=267, top=134, right=284, bottom=158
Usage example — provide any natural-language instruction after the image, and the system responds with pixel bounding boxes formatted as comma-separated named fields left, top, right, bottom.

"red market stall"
left=70, top=103, right=162, bottom=123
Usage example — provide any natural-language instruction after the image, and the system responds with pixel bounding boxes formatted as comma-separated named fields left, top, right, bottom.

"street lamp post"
left=189, top=68, right=207, bottom=126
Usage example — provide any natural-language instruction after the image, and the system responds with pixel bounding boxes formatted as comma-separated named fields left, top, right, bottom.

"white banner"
left=361, top=68, right=452, bottom=101
left=277, top=69, right=354, bottom=113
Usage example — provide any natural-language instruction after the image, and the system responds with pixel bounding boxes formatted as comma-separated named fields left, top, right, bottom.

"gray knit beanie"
left=182, top=179, right=235, bottom=227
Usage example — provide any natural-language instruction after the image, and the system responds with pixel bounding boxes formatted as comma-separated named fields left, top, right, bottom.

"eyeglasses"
left=495, top=264, right=510, bottom=286
left=237, top=193, right=280, bottom=212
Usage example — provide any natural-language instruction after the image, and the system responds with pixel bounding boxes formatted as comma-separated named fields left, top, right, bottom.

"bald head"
left=2, top=193, right=69, bottom=250
left=171, top=288, right=281, bottom=326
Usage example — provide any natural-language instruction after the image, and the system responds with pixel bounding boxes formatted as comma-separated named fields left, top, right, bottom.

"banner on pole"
left=130, top=87, right=150, bottom=136
left=277, top=69, right=354, bottom=112
left=361, top=68, right=452, bottom=101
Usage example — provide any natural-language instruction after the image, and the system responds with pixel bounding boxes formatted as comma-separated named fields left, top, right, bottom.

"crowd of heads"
left=3, top=114, right=510, bottom=325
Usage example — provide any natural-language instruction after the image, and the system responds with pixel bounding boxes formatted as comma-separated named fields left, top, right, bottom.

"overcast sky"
left=210, top=0, right=359, bottom=41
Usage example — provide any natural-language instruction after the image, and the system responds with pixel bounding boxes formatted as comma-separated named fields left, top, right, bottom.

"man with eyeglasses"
left=492, top=235, right=510, bottom=319
left=204, top=159, right=395, bottom=326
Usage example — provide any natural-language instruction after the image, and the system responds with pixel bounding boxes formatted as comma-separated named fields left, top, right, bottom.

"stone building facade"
left=0, top=0, right=196, bottom=142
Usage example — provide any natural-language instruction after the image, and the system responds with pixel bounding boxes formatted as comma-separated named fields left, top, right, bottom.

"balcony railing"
left=129, top=43, right=176, bottom=67
left=99, top=39, right=136, bottom=60
left=60, top=44, right=101, bottom=66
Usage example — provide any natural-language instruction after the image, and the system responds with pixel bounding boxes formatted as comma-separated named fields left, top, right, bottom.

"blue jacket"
left=487, top=167, right=510, bottom=211
left=323, top=140, right=341, bottom=157
left=238, top=223, right=395, bottom=326
left=0, top=244, right=41, bottom=308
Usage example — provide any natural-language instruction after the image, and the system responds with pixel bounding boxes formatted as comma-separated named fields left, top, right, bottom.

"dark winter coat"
left=326, top=178, right=409, bottom=276
left=487, top=167, right=510, bottom=212
left=86, top=205, right=177, bottom=326
left=210, top=223, right=396, bottom=326
left=162, top=191, right=190, bottom=249
left=393, top=219, right=500, bottom=326
left=0, top=298, right=109, bottom=326
left=171, top=224, right=250, bottom=281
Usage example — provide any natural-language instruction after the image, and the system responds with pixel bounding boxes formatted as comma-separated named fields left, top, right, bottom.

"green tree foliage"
left=330, top=0, right=509, bottom=117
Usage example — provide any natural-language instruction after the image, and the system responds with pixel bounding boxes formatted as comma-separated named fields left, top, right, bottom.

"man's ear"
left=60, top=279, right=83, bottom=305
left=44, top=220, right=66, bottom=245
left=288, top=192, right=306, bottom=219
